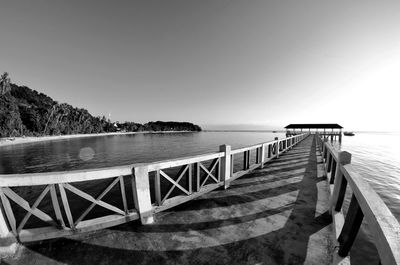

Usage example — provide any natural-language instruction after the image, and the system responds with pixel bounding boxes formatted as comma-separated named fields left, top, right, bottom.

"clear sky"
left=1, top=0, right=400, bottom=131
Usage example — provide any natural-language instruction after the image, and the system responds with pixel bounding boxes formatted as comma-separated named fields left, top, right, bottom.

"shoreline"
left=0, top=131, right=197, bottom=147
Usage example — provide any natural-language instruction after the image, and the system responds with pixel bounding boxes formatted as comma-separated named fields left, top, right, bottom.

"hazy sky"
left=1, top=0, right=400, bottom=131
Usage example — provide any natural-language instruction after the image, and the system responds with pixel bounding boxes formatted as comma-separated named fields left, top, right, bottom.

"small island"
left=0, top=72, right=201, bottom=139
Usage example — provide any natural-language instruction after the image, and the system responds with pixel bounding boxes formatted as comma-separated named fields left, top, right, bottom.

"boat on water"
left=343, top=131, right=355, bottom=136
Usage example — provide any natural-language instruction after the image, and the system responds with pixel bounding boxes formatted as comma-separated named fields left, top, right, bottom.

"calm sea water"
left=333, top=132, right=400, bottom=219
left=0, top=131, right=286, bottom=174
left=0, top=131, right=399, bottom=263
left=332, top=132, right=400, bottom=264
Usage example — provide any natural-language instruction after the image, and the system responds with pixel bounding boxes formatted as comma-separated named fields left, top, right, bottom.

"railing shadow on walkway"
left=15, top=136, right=333, bottom=265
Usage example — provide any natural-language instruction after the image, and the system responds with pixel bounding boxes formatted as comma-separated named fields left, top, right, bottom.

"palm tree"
left=54, top=103, right=69, bottom=127
left=0, top=72, right=11, bottom=95
left=43, top=104, right=56, bottom=135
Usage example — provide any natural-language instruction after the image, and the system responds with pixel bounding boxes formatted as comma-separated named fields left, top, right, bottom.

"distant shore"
left=0, top=131, right=196, bottom=147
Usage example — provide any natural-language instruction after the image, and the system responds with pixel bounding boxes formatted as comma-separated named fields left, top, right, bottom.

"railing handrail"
left=0, top=165, right=134, bottom=187
left=341, top=164, right=400, bottom=265
left=0, top=133, right=308, bottom=187
left=143, top=151, right=224, bottom=171
left=317, top=135, right=400, bottom=265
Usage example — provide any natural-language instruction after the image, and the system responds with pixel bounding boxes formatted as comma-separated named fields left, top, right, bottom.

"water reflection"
left=78, top=147, right=95, bottom=161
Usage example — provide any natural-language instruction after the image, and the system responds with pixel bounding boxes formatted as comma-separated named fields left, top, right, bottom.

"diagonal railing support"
left=160, top=166, right=190, bottom=204
left=0, top=189, right=16, bottom=237
left=199, top=159, right=220, bottom=188
left=0, top=199, right=11, bottom=238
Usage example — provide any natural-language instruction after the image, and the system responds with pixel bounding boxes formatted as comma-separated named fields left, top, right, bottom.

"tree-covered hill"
left=144, top=121, right=202, bottom=132
left=0, top=73, right=201, bottom=137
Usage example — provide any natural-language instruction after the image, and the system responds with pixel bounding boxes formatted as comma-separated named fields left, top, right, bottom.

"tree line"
left=0, top=73, right=201, bottom=137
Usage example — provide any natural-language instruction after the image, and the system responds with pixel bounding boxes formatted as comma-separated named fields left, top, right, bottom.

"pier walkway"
left=2, top=135, right=334, bottom=264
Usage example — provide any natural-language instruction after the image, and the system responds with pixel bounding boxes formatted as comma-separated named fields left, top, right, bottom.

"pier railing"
left=0, top=133, right=307, bottom=244
left=316, top=135, right=400, bottom=265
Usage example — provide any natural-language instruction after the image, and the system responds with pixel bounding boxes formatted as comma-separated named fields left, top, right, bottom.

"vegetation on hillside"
left=0, top=73, right=201, bottom=137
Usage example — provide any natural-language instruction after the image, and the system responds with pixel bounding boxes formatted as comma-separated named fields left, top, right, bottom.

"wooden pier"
left=0, top=133, right=399, bottom=264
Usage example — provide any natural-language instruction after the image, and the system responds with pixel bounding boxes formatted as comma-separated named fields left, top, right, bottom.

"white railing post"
left=219, top=145, right=232, bottom=189
left=275, top=137, right=280, bottom=158
left=260, top=144, right=266, bottom=168
left=132, top=166, right=154, bottom=225
left=320, top=135, right=324, bottom=153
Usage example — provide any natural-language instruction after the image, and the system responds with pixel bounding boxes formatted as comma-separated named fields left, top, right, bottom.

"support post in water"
left=338, top=194, right=364, bottom=257
left=323, top=138, right=328, bottom=161
left=132, top=166, right=154, bottom=225
left=330, top=151, right=352, bottom=213
left=219, top=145, right=232, bottom=189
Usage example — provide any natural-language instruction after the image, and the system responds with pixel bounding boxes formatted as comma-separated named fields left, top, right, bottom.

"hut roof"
left=284, top=123, right=343, bottom=129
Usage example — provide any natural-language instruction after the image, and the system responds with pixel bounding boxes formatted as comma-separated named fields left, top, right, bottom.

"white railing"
left=0, top=133, right=308, bottom=245
left=316, top=135, right=400, bottom=265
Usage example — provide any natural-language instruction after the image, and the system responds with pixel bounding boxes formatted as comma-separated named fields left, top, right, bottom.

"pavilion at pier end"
left=285, top=123, right=343, bottom=142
